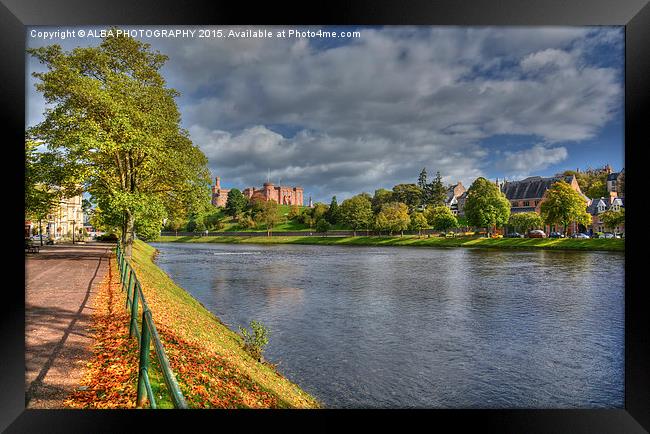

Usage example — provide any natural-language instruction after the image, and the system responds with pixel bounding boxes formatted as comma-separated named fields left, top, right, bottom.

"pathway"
left=24, top=242, right=113, bottom=408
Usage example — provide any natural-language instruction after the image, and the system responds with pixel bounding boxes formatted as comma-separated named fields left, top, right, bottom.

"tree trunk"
left=123, top=209, right=135, bottom=258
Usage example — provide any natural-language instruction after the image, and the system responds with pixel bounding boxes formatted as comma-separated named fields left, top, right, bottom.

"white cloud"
left=497, top=144, right=569, bottom=177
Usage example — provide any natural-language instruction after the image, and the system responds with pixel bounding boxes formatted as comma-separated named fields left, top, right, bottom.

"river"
left=150, top=242, right=624, bottom=408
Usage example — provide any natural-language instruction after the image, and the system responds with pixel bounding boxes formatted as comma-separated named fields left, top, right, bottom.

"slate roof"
left=501, top=176, right=574, bottom=200
left=587, top=196, right=624, bottom=215
left=607, top=172, right=621, bottom=181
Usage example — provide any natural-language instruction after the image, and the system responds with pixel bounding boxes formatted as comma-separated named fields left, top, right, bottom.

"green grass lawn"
left=155, top=234, right=624, bottom=252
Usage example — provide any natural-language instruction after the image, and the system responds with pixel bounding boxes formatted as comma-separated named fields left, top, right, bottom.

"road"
left=24, top=242, right=113, bottom=408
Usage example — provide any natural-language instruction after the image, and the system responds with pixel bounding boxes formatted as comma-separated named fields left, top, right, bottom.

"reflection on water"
left=151, top=242, right=624, bottom=409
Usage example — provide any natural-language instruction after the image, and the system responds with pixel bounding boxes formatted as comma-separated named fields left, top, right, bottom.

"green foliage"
left=508, top=212, right=544, bottom=233
left=540, top=180, right=591, bottom=235
left=311, top=203, right=329, bottom=222
left=425, top=206, right=458, bottom=231
left=27, top=32, right=211, bottom=256
left=372, top=189, right=393, bottom=214
left=599, top=208, right=625, bottom=232
left=417, top=168, right=428, bottom=191
left=463, top=177, right=511, bottom=233
left=238, top=215, right=257, bottom=229
left=238, top=320, right=270, bottom=363
left=339, top=194, right=373, bottom=233
left=225, top=189, right=248, bottom=217
left=288, top=205, right=301, bottom=220
left=392, top=184, right=423, bottom=210
left=325, top=196, right=341, bottom=225
left=409, top=211, right=429, bottom=234
left=561, top=168, right=608, bottom=199
left=315, top=219, right=331, bottom=233
left=425, top=171, right=447, bottom=208
left=253, top=199, right=280, bottom=234
left=375, top=202, right=411, bottom=235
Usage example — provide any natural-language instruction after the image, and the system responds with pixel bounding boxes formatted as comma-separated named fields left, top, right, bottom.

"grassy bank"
left=154, top=234, right=624, bottom=252
left=128, top=239, right=320, bottom=408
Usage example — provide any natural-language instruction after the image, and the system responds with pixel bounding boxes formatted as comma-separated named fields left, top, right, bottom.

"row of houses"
left=443, top=167, right=625, bottom=234
left=24, top=192, right=90, bottom=240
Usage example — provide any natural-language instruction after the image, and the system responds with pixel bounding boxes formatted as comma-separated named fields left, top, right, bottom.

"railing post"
left=125, top=268, right=133, bottom=294
left=130, top=283, right=140, bottom=338
left=136, top=310, right=152, bottom=408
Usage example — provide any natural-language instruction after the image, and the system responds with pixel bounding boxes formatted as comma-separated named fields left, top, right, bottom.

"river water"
left=150, top=242, right=624, bottom=408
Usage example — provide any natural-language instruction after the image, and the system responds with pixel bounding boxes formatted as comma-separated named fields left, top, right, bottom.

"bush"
left=238, top=320, right=270, bottom=362
left=95, top=233, right=118, bottom=242
left=315, top=219, right=331, bottom=233
left=238, top=215, right=257, bottom=229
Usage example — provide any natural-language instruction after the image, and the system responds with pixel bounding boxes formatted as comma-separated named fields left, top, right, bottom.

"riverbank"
left=155, top=235, right=624, bottom=252
left=123, top=240, right=320, bottom=408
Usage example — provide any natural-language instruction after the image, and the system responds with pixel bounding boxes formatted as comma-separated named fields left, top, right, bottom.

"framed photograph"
left=5, top=0, right=648, bottom=431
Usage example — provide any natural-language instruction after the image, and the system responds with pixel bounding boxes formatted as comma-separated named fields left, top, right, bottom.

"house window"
left=523, top=201, right=530, bottom=207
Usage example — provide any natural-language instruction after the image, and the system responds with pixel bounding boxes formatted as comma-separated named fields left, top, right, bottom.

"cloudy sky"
left=27, top=26, right=624, bottom=203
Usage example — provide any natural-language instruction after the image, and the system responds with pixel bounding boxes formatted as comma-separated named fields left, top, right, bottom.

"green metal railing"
left=115, top=243, right=188, bottom=409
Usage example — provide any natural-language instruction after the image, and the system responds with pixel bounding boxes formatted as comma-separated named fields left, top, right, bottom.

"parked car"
left=570, top=233, right=590, bottom=239
left=506, top=232, right=524, bottom=238
left=549, top=232, right=564, bottom=238
left=30, top=234, right=45, bottom=241
left=528, top=230, right=546, bottom=238
left=601, top=232, right=615, bottom=239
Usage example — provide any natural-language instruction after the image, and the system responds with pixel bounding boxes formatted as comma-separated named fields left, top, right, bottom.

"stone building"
left=500, top=175, right=589, bottom=234
left=607, top=169, right=625, bottom=197
left=588, top=191, right=625, bottom=234
left=25, top=192, right=85, bottom=240
left=444, top=181, right=466, bottom=215
left=211, top=176, right=304, bottom=207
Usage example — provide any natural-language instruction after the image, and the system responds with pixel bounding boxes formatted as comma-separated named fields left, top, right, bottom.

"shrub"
left=238, top=320, right=270, bottom=362
left=95, top=233, right=118, bottom=242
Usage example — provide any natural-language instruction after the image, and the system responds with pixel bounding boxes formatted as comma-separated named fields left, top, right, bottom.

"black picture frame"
left=3, top=0, right=648, bottom=432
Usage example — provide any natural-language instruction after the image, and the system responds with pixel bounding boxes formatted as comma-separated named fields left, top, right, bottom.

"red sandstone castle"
left=212, top=176, right=304, bottom=207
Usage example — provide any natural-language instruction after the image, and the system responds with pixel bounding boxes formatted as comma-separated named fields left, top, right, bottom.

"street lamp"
left=72, top=220, right=76, bottom=244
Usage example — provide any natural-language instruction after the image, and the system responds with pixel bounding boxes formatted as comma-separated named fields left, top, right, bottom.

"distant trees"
left=409, top=211, right=429, bottom=237
left=339, top=194, right=373, bottom=236
left=463, top=177, right=511, bottom=236
left=372, top=188, right=394, bottom=214
left=540, top=180, right=591, bottom=236
left=392, top=184, right=422, bottom=211
left=425, top=205, right=458, bottom=232
left=225, top=189, right=248, bottom=218
left=325, top=196, right=341, bottom=225
left=252, top=199, right=280, bottom=236
left=598, top=208, right=625, bottom=234
left=561, top=168, right=608, bottom=199
left=425, top=171, right=447, bottom=208
left=375, top=202, right=410, bottom=236
left=508, top=212, right=544, bottom=234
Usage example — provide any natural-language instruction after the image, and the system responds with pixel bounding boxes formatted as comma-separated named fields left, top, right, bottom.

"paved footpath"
left=25, top=242, right=114, bottom=408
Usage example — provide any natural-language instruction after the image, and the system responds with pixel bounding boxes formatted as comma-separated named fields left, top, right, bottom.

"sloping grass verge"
left=155, top=235, right=624, bottom=252
left=128, top=240, right=320, bottom=408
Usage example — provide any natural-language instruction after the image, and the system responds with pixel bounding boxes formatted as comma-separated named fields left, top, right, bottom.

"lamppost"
left=72, top=220, right=76, bottom=244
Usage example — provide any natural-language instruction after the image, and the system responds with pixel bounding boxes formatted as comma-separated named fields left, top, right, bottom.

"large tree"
left=27, top=32, right=210, bottom=257
left=409, top=211, right=429, bottom=237
left=225, top=188, right=248, bottom=218
left=426, top=171, right=447, bottom=208
left=252, top=199, right=280, bottom=236
left=392, top=184, right=423, bottom=210
left=339, top=194, right=373, bottom=236
left=598, top=208, right=625, bottom=234
left=325, top=196, right=341, bottom=225
left=540, top=180, right=591, bottom=236
left=376, top=202, right=411, bottom=236
left=463, top=177, right=511, bottom=236
left=425, top=205, right=458, bottom=232
left=372, top=188, right=393, bottom=214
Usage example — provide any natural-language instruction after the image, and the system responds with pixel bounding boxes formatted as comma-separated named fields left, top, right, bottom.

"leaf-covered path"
left=25, top=243, right=113, bottom=408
